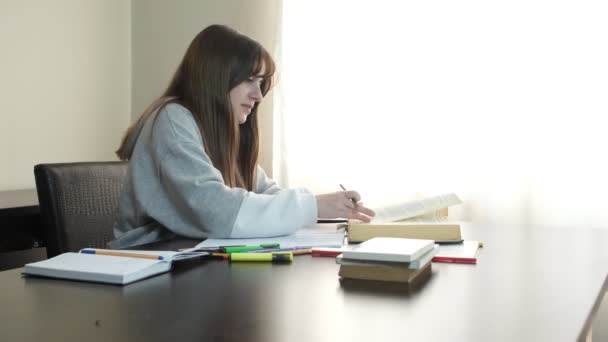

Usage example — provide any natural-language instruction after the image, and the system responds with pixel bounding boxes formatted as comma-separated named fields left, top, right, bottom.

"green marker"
left=223, top=243, right=280, bottom=253
left=230, top=252, right=293, bottom=263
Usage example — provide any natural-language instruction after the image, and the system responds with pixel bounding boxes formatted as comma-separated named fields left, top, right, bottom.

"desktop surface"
left=1, top=223, right=607, bottom=342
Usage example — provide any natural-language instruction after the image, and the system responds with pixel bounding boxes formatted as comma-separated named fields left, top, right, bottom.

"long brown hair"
left=116, top=25, right=275, bottom=191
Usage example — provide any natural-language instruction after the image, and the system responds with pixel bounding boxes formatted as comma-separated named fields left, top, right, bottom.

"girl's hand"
left=315, top=191, right=376, bottom=222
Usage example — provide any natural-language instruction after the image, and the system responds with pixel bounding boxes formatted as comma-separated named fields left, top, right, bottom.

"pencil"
left=339, top=184, right=358, bottom=207
left=291, top=248, right=312, bottom=255
left=211, top=252, right=230, bottom=259
left=80, top=249, right=164, bottom=260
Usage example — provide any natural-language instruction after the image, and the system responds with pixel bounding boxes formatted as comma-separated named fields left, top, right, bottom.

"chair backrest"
left=34, top=161, right=128, bottom=258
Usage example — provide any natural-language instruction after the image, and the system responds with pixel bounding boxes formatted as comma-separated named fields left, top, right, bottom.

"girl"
left=109, top=25, right=374, bottom=249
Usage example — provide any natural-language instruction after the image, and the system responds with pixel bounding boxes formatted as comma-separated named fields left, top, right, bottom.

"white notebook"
left=23, top=248, right=208, bottom=285
left=336, top=244, right=439, bottom=269
left=341, top=237, right=435, bottom=263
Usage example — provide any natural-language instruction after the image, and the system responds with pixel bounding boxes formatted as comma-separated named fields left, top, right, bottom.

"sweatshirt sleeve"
left=255, top=165, right=282, bottom=194
left=159, top=141, right=317, bottom=238
left=152, top=105, right=317, bottom=239
left=231, top=188, right=317, bottom=238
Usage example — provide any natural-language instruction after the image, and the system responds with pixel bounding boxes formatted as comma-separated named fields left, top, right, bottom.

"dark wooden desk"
left=0, top=189, right=43, bottom=253
left=0, top=189, right=39, bottom=215
left=1, top=224, right=607, bottom=341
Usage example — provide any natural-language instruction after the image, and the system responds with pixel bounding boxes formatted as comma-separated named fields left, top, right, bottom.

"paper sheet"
left=195, top=223, right=346, bottom=249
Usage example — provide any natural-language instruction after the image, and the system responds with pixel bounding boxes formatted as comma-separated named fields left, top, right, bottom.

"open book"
left=23, top=248, right=208, bottom=285
left=372, top=193, right=462, bottom=223
left=348, top=193, right=463, bottom=243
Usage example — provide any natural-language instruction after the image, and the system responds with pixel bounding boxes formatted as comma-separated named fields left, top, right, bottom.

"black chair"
left=34, top=161, right=128, bottom=258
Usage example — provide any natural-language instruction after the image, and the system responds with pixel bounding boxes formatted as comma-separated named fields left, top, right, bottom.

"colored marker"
left=230, top=252, right=293, bottom=263
left=223, top=243, right=280, bottom=253
left=80, top=249, right=164, bottom=260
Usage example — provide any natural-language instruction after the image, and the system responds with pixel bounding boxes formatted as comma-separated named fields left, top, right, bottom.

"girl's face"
left=229, top=64, right=265, bottom=124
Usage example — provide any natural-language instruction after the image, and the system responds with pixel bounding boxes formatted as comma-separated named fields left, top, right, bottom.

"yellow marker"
left=478, top=242, right=484, bottom=248
left=230, top=252, right=293, bottom=263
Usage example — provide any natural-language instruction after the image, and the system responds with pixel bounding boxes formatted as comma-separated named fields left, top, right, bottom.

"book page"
left=195, top=223, right=345, bottom=249
left=372, top=193, right=462, bottom=223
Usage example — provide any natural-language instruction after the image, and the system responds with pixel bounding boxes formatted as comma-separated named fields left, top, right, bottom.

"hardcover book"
left=348, top=222, right=462, bottom=243
left=341, top=237, right=435, bottom=263
left=337, top=244, right=439, bottom=270
left=339, top=261, right=432, bottom=283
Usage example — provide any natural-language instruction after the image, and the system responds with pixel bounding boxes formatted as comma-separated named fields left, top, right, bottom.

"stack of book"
left=337, top=237, right=438, bottom=283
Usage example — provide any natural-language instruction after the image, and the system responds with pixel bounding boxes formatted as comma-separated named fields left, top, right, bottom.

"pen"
left=80, top=249, right=164, bottom=260
left=223, top=243, right=280, bottom=253
left=230, top=252, right=293, bottom=263
left=249, top=245, right=343, bottom=253
left=179, top=245, right=246, bottom=253
left=252, top=249, right=311, bottom=255
left=339, top=184, right=357, bottom=207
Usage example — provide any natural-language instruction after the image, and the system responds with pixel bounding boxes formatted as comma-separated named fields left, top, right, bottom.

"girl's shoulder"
left=158, top=102, right=193, bottom=120
left=153, top=102, right=201, bottom=143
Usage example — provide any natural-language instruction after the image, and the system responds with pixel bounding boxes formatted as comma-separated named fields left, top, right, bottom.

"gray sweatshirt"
left=108, top=103, right=317, bottom=249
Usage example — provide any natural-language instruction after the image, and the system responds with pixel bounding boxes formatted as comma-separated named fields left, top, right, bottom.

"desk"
left=1, top=224, right=607, bottom=341
left=0, top=189, right=43, bottom=253
left=0, top=189, right=39, bottom=215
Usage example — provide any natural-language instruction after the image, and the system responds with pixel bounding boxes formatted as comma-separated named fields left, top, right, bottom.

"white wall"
left=0, top=0, right=280, bottom=192
left=131, top=0, right=281, bottom=174
left=0, top=0, right=131, bottom=191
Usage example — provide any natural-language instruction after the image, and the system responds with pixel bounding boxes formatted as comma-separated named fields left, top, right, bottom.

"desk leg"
left=589, top=290, right=608, bottom=342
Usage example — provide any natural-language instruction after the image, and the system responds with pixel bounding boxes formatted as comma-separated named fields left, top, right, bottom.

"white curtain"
left=274, top=0, right=608, bottom=228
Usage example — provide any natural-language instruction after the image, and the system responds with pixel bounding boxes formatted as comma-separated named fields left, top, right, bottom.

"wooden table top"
left=1, top=223, right=607, bottom=342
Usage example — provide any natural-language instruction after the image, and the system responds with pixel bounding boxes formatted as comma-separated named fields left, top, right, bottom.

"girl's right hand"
left=315, top=191, right=375, bottom=222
